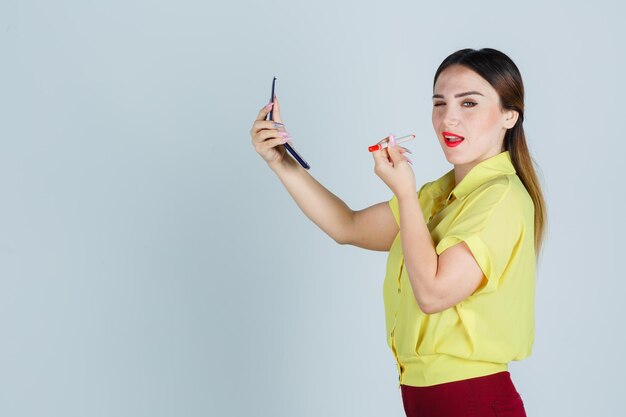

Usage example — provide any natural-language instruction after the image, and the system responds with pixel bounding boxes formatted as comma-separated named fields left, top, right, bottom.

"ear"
left=503, top=109, right=519, bottom=129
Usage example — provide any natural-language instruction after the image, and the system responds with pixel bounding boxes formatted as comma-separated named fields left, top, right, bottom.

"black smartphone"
left=266, top=76, right=310, bottom=170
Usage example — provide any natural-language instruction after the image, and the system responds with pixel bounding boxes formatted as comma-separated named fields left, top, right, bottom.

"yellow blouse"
left=384, top=150, right=536, bottom=387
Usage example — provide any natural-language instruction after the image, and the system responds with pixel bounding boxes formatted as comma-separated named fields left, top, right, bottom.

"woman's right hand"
left=250, top=96, right=293, bottom=168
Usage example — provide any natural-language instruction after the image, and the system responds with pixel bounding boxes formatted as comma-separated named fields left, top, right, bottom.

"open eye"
left=463, top=101, right=477, bottom=107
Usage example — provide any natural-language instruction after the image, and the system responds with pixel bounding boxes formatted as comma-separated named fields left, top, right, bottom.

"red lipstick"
left=442, top=131, right=465, bottom=148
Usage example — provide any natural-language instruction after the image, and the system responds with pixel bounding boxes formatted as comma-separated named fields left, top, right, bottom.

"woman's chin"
left=441, top=149, right=466, bottom=165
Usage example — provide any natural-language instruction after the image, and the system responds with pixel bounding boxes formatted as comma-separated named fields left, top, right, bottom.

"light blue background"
left=1, top=0, right=624, bottom=415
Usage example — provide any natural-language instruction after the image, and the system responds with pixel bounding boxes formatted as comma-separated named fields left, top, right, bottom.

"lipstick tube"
left=368, top=134, right=416, bottom=152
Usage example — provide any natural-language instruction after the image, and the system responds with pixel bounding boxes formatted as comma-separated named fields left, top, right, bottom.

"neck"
left=453, top=148, right=504, bottom=186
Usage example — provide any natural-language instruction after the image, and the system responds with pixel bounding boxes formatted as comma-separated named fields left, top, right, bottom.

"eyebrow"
left=432, top=91, right=484, bottom=99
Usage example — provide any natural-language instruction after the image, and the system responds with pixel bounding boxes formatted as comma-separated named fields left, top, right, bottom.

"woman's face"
left=432, top=65, right=518, bottom=168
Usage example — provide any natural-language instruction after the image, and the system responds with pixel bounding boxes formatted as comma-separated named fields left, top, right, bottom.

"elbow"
left=407, top=268, right=444, bottom=315
left=418, top=296, right=453, bottom=315
left=418, top=300, right=436, bottom=315
left=332, top=211, right=356, bottom=246
left=327, top=231, right=350, bottom=245
left=414, top=291, right=442, bottom=315
left=419, top=302, right=441, bottom=315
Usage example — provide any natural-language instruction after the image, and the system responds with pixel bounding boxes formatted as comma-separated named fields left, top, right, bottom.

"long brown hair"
left=433, top=48, right=547, bottom=258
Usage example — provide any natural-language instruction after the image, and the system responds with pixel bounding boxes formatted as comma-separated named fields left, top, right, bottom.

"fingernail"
left=389, top=134, right=396, bottom=147
left=278, top=131, right=289, bottom=137
left=405, top=156, right=413, bottom=164
left=265, top=102, right=274, bottom=110
left=404, top=149, right=412, bottom=154
left=281, top=136, right=292, bottom=144
left=272, top=122, right=284, bottom=128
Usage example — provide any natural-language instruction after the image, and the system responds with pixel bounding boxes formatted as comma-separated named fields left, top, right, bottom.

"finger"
left=386, top=138, right=404, bottom=165
left=272, top=95, right=283, bottom=124
left=262, top=135, right=291, bottom=150
left=387, top=135, right=400, bottom=157
left=373, top=136, right=392, bottom=163
left=250, top=120, right=286, bottom=141
left=256, top=101, right=275, bottom=122
left=270, top=121, right=286, bottom=131
left=372, top=145, right=392, bottom=167
left=252, top=120, right=285, bottom=131
left=252, top=127, right=289, bottom=144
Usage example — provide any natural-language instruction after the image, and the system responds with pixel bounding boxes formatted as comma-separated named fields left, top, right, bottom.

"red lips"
left=442, top=131, right=465, bottom=148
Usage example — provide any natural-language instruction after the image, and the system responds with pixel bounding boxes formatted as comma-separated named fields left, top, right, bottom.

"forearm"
left=269, top=158, right=354, bottom=243
left=397, top=193, right=439, bottom=310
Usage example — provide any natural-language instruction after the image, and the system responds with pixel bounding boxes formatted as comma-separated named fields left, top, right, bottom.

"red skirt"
left=400, top=371, right=527, bottom=417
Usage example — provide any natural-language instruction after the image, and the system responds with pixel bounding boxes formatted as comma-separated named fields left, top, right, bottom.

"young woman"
left=249, top=48, right=546, bottom=417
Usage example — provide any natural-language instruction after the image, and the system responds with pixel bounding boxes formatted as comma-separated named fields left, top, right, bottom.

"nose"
left=443, top=108, right=460, bottom=127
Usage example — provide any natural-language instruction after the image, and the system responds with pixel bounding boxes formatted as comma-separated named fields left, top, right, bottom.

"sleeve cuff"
left=436, top=234, right=499, bottom=295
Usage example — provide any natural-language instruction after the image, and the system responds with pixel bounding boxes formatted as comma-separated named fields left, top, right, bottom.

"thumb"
left=272, top=95, right=284, bottom=124
left=387, top=135, right=405, bottom=165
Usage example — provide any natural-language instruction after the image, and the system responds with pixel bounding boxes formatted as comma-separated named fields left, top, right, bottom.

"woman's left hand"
left=372, top=135, right=416, bottom=199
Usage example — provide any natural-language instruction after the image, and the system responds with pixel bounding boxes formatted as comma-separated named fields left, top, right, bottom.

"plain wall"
left=1, top=0, right=624, bottom=415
